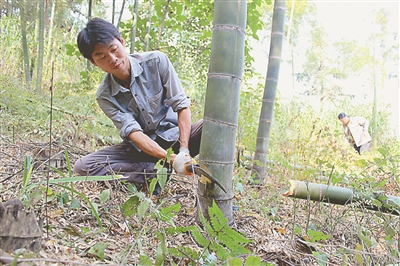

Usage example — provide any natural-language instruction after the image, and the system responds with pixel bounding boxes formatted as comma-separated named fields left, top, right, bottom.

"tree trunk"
left=372, top=37, right=377, bottom=147
left=46, top=0, right=55, bottom=65
left=87, top=0, right=93, bottom=70
left=155, top=0, right=171, bottom=50
left=130, top=0, right=139, bottom=53
left=88, top=0, right=92, bottom=18
left=35, top=0, right=45, bottom=94
left=283, top=180, right=400, bottom=216
left=20, top=0, right=31, bottom=86
left=144, top=2, right=152, bottom=52
left=112, top=0, right=116, bottom=24
left=251, top=0, right=286, bottom=181
left=197, top=0, right=247, bottom=224
left=116, top=0, right=126, bottom=30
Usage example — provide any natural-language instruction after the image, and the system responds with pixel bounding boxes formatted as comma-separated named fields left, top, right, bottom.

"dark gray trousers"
left=73, top=119, right=203, bottom=184
left=354, top=141, right=371, bottom=155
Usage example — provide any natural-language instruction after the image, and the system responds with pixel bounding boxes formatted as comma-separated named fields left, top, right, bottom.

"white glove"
left=172, top=148, right=192, bottom=175
left=179, top=147, right=190, bottom=155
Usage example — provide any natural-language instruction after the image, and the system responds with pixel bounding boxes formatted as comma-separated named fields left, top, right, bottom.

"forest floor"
left=0, top=135, right=399, bottom=265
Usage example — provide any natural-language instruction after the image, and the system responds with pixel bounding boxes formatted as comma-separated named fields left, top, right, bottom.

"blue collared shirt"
left=96, top=51, right=190, bottom=146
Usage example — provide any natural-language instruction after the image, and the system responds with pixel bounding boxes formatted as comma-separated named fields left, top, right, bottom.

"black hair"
left=338, top=113, right=348, bottom=119
left=77, top=18, right=122, bottom=60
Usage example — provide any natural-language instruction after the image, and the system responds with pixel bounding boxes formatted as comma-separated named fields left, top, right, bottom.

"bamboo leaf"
left=99, top=189, right=110, bottom=204
left=357, top=229, right=372, bottom=248
left=312, top=251, right=328, bottom=266
left=138, top=200, right=150, bottom=220
left=122, top=195, right=140, bottom=216
left=28, top=189, right=42, bottom=205
left=354, top=243, right=364, bottom=265
left=155, top=240, right=167, bottom=266
left=70, top=197, right=80, bottom=209
left=307, top=229, right=331, bottom=243
left=88, top=242, right=108, bottom=260
left=30, top=175, right=123, bottom=186
left=149, top=178, right=157, bottom=195
left=157, top=167, right=168, bottom=190
left=64, top=150, right=73, bottom=177
left=22, top=156, right=33, bottom=195
left=139, top=254, right=152, bottom=266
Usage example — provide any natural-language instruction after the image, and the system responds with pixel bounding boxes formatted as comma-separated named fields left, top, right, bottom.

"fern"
left=205, top=201, right=251, bottom=260
left=165, top=225, right=196, bottom=234
left=166, top=200, right=256, bottom=264
left=168, top=246, right=200, bottom=260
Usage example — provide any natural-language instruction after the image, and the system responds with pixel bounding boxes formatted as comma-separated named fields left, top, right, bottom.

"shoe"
left=152, top=183, right=161, bottom=196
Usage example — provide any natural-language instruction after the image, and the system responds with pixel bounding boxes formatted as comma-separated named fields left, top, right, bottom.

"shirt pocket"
left=147, top=89, right=164, bottom=114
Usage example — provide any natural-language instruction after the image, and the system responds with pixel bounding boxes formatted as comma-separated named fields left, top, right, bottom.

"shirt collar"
left=109, top=55, right=144, bottom=96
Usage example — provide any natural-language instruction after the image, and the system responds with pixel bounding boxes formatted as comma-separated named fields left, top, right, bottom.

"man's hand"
left=179, top=147, right=190, bottom=155
left=172, top=149, right=227, bottom=193
left=169, top=153, right=177, bottom=164
left=172, top=148, right=193, bottom=175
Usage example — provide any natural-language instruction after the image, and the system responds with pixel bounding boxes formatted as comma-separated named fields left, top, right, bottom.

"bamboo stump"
left=0, top=199, right=42, bottom=252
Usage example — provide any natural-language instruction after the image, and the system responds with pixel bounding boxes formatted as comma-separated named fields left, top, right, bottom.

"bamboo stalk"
left=283, top=180, right=400, bottom=216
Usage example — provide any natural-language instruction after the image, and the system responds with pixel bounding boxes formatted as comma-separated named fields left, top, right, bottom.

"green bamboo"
left=19, top=0, right=31, bottom=86
left=283, top=180, right=400, bottom=216
left=130, top=0, right=139, bottom=53
left=144, top=2, right=152, bottom=52
left=86, top=0, right=93, bottom=71
left=155, top=0, right=170, bottom=50
left=198, top=0, right=247, bottom=224
left=112, top=0, right=116, bottom=24
left=35, top=0, right=45, bottom=93
left=116, top=0, right=126, bottom=30
left=252, top=0, right=286, bottom=181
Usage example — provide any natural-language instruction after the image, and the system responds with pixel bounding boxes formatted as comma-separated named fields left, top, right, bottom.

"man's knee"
left=73, top=158, right=87, bottom=176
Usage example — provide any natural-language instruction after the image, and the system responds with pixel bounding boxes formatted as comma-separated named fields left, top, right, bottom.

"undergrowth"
left=1, top=72, right=399, bottom=265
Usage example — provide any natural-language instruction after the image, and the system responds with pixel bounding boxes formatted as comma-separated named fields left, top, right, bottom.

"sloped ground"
left=0, top=135, right=399, bottom=265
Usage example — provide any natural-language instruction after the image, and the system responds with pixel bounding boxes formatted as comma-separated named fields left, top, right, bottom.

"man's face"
left=89, top=38, right=130, bottom=77
left=339, top=117, right=350, bottom=125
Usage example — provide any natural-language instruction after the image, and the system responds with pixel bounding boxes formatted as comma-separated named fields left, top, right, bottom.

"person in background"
left=338, top=112, right=372, bottom=155
left=73, top=18, right=202, bottom=192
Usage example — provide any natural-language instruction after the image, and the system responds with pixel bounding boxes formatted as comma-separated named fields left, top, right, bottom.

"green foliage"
left=312, top=251, right=328, bottom=266
left=307, top=229, right=331, bottom=243
left=237, top=81, right=264, bottom=153
left=166, top=201, right=260, bottom=265
left=88, top=242, right=109, bottom=260
left=21, top=151, right=125, bottom=228
left=22, top=156, right=34, bottom=196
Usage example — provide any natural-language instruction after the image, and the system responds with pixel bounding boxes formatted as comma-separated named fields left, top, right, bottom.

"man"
left=338, top=113, right=371, bottom=155
left=73, top=18, right=202, bottom=187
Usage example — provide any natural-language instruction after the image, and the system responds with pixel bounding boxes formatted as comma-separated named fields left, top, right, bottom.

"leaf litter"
left=0, top=135, right=399, bottom=265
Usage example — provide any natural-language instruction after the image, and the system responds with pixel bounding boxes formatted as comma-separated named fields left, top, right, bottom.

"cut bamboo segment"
left=283, top=180, right=400, bottom=216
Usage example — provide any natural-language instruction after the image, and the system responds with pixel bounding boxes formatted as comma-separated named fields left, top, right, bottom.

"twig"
left=45, top=62, right=55, bottom=239
left=0, top=255, right=98, bottom=265
left=0, top=169, right=23, bottom=183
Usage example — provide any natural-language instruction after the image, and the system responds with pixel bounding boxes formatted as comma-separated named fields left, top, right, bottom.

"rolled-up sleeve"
left=97, top=95, right=143, bottom=139
left=156, top=52, right=191, bottom=111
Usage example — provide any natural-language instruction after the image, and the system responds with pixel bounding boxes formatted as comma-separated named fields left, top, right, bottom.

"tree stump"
left=0, top=199, right=42, bottom=252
